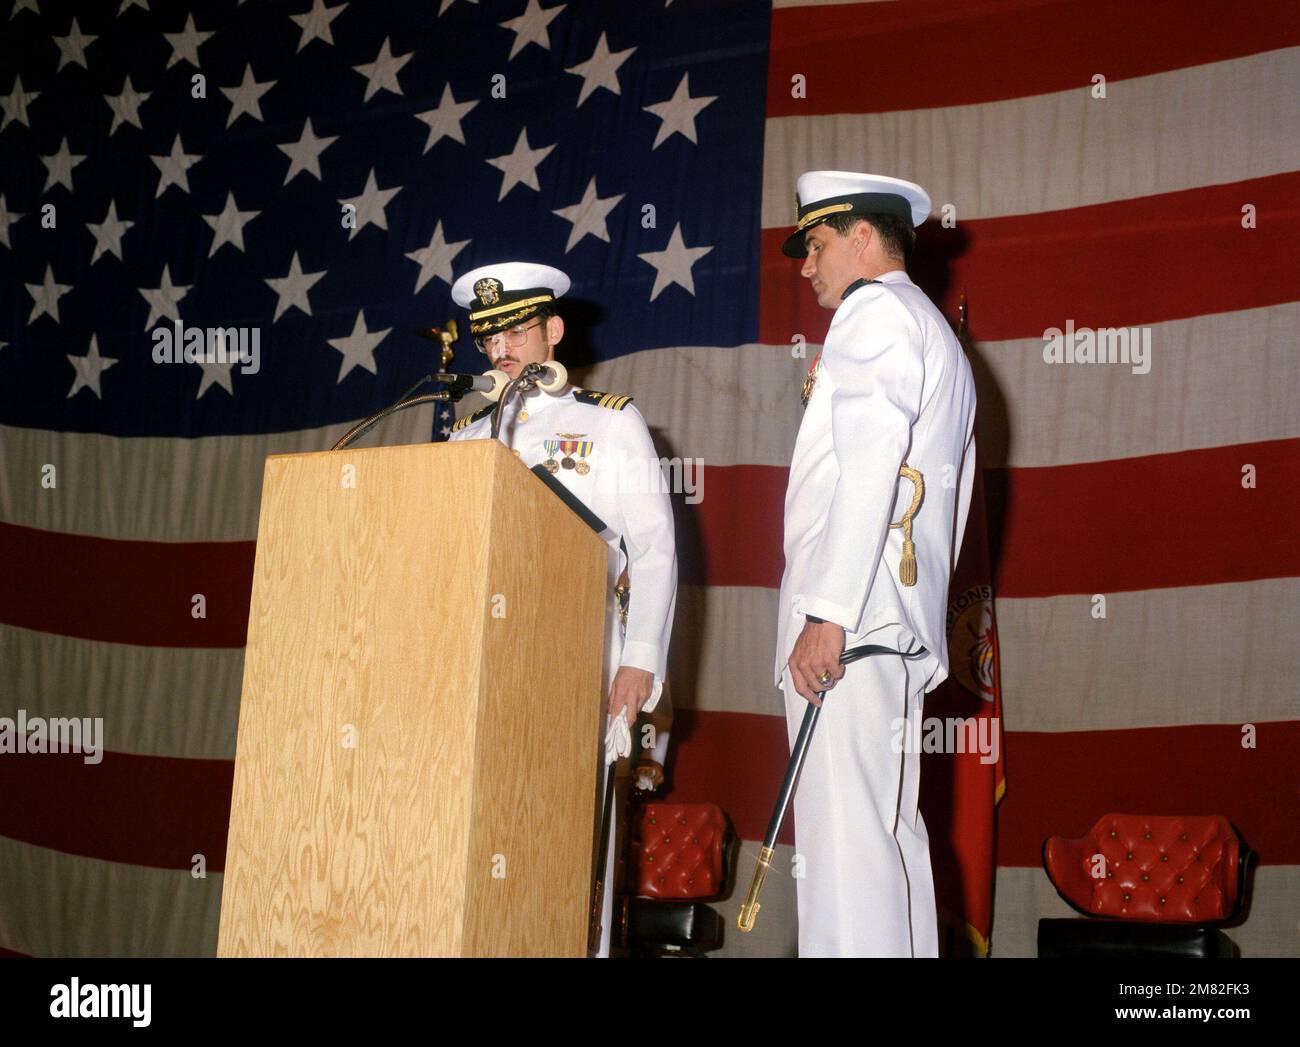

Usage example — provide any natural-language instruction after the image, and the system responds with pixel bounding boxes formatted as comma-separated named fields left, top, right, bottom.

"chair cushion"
left=1043, top=814, right=1242, bottom=921
left=632, top=803, right=726, bottom=899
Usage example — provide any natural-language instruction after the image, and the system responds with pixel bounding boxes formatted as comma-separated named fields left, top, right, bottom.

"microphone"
left=519, top=360, right=568, bottom=393
left=435, top=371, right=508, bottom=401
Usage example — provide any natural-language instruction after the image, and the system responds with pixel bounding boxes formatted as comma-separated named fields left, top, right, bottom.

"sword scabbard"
left=736, top=845, right=776, bottom=932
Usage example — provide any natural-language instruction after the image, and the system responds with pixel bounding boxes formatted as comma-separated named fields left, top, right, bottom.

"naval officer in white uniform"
left=447, top=262, right=677, bottom=957
left=777, top=172, right=977, bottom=957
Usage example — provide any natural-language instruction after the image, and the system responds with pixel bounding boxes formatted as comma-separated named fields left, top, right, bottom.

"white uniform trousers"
left=781, top=649, right=939, bottom=957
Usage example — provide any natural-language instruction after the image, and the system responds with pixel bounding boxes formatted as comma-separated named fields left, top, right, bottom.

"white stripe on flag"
left=669, top=581, right=1300, bottom=731
left=3, top=623, right=242, bottom=759
left=0, top=403, right=441, bottom=542
left=0, top=835, right=222, bottom=957
left=762, top=48, right=1300, bottom=226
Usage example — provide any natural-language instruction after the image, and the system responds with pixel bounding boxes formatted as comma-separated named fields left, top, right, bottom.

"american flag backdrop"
left=1, top=0, right=1297, bottom=958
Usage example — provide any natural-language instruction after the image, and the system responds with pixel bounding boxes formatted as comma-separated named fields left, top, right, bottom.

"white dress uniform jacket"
left=449, top=383, right=678, bottom=688
left=777, top=269, right=977, bottom=692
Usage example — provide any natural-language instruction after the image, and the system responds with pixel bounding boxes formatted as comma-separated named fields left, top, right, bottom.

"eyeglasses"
left=474, top=318, right=544, bottom=355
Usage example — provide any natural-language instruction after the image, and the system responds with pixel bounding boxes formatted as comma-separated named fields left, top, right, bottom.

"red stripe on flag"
left=687, top=442, right=1299, bottom=593
left=0, top=748, right=233, bottom=871
left=0, top=522, right=253, bottom=648
left=5, top=439, right=1297, bottom=645
left=1, top=717, right=1294, bottom=871
left=660, top=711, right=1300, bottom=865
left=760, top=173, right=1300, bottom=345
left=992, top=722, right=1300, bottom=868
left=767, top=0, right=1300, bottom=117
left=676, top=464, right=788, bottom=588
left=985, top=438, right=1300, bottom=598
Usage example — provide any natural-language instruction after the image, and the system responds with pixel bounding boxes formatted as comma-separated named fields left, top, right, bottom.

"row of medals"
left=544, top=454, right=590, bottom=475
left=513, top=406, right=591, bottom=474
left=542, top=427, right=590, bottom=475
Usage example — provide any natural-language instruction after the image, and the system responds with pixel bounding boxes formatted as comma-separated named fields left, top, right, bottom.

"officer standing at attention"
left=777, top=173, right=977, bottom=957
left=447, top=262, right=678, bottom=957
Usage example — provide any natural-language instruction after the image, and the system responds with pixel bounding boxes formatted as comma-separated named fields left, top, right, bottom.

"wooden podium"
left=217, top=440, right=609, bottom=957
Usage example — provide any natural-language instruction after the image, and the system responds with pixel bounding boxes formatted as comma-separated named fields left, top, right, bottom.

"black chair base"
left=624, top=899, right=724, bottom=956
left=1038, top=918, right=1238, bottom=958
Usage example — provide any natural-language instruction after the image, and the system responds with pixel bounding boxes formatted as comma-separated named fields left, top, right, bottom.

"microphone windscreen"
left=482, top=369, right=508, bottom=402
left=537, top=360, right=567, bottom=393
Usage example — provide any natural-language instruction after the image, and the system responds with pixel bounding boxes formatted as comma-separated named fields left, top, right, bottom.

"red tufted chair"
left=621, top=803, right=736, bottom=956
left=1038, top=813, right=1254, bottom=958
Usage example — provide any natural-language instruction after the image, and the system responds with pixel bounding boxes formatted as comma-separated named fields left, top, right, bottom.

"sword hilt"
left=736, top=845, right=776, bottom=932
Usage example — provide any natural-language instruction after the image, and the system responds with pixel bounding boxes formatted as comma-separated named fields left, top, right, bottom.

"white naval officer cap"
left=783, top=171, right=932, bottom=258
left=450, top=262, right=571, bottom=337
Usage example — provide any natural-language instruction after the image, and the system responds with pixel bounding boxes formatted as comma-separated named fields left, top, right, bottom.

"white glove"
left=641, top=677, right=664, bottom=716
left=604, top=708, right=631, bottom=766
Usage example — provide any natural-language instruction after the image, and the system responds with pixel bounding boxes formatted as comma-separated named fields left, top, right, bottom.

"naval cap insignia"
left=474, top=277, right=503, bottom=306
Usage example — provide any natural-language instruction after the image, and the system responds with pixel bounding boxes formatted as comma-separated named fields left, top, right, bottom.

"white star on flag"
left=0, top=194, right=23, bottom=249
left=221, top=64, right=276, bottom=127
left=265, top=251, right=326, bottom=321
left=328, top=310, right=391, bottom=382
left=104, top=75, right=151, bottom=135
left=643, top=73, right=716, bottom=149
left=195, top=355, right=238, bottom=399
left=151, top=135, right=201, bottom=197
left=118, top=0, right=150, bottom=14
left=565, top=31, right=635, bottom=107
left=486, top=128, right=554, bottom=201
left=339, top=168, right=402, bottom=240
left=53, top=17, right=97, bottom=71
left=40, top=136, right=86, bottom=193
left=278, top=117, right=338, bottom=184
left=415, top=84, right=477, bottom=153
left=405, top=221, right=470, bottom=293
left=1, top=75, right=40, bottom=132
left=202, top=192, right=260, bottom=257
left=164, top=14, right=213, bottom=69
left=353, top=37, right=412, bottom=101
left=439, top=0, right=478, bottom=14
left=637, top=223, right=713, bottom=301
left=67, top=335, right=117, bottom=400
left=553, top=177, right=624, bottom=253
left=26, top=264, right=73, bottom=324
left=10, top=0, right=39, bottom=19
left=500, top=0, right=565, bottom=60
left=139, top=264, right=192, bottom=329
left=86, top=200, right=134, bottom=263
left=290, top=0, right=345, bottom=51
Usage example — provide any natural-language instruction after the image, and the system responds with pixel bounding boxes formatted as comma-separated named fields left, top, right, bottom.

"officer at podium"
left=447, top=262, right=678, bottom=956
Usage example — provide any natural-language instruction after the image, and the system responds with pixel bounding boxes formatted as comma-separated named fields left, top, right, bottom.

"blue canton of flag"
left=0, top=0, right=770, bottom=441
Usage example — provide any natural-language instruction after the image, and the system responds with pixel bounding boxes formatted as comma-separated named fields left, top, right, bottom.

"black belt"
left=804, top=613, right=927, bottom=664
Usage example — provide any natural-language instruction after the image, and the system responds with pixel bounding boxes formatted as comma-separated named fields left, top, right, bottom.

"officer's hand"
left=788, top=620, right=845, bottom=706
left=608, top=666, right=654, bottom=726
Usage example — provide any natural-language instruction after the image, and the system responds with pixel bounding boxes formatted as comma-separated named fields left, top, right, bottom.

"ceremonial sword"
left=736, top=641, right=923, bottom=932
